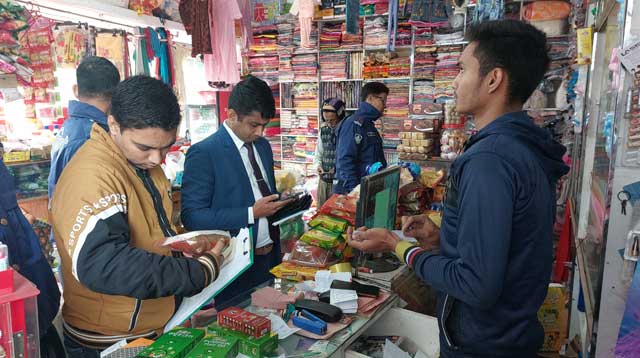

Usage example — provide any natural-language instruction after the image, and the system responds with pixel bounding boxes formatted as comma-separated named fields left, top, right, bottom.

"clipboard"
left=164, top=228, right=254, bottom=332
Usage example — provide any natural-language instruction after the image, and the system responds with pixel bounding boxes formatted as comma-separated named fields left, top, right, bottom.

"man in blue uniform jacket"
left=334, top=82, right=389, bottom=194
left=181, top=76, right=290, bottom=309
left=346, top=20, right=570, bottom=357
left=48, top=56, right=120, bottom=199
left=0, top=145, right=63, bottom=357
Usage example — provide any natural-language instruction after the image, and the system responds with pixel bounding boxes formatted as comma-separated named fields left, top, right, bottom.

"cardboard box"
left=3, top=150, right=30, bottom=163
left=185, top=335, right=238, bottom=358
left=208, top=325, right=278, bottom=358
left=137, top=328, right=205, bottom=358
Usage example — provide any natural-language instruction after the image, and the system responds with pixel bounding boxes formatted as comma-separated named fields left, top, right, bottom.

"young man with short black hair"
left=48, top=56, right=121, bottom=199
left=51, top=76, right=226, bottom=357
left=181, top=75, right=288, bottom=309
left=334, top=82, right=389, bottom=194
left=346, top=20, right=570, bottom=357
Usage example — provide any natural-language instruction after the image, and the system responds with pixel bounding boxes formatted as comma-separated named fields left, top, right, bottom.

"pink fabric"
left=205, top=0, right=242, bottom=84
left=300, top=16, right=313, bottom=48
left=298, top=0, right=317, bottom=48
left=238, top=0, right=252, bottom=51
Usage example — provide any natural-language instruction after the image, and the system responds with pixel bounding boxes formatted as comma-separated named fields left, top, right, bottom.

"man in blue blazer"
left=181, top=76, right=290, bottom=308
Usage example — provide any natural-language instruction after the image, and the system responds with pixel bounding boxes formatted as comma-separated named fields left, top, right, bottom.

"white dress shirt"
left=224, top=121, right=273, bottom=248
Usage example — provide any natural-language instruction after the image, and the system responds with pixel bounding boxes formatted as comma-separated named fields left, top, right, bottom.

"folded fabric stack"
left=292, top=54, right=318, bottom=81
left=360, top=0, right=389, bottom=15
left=281, top=111, right=318, bottom=136
left=282, top=136, right=317, bottom=163
left=413, top=25, right=435, bottom=47
left=394, top=22, right=412, bottom=47
left=383, top=80, right=410, bottom=118
left=277, top=17, right=295, bottom=51
left=413, top=46, right=437, bottom=80
left=412, top=79, right=436, bottom=104
left=382, top=117, right=403, bottom=147
left=293, top=22, right=318, bottom=48
left=363, top=51, right=389, bottom=79
left=434, top=45, right=462, bottom=103
left=434, top=30, right=464, bottom=45
left=389, top=54, right=410, bottom=77
left=250, top=25, right=278, bottom=53
left=292, top=83, right=319, bottom=109
left=320, top=22, right=343, bottom=51
left=321, top=81, right=363, bottom=109
left=267, top=137, right=282, bottom=160
left=247, top=56, right=279, bottom=85
left=364, top=17, right=388, bottom=48
left=348, top=52, right=364, bottom=79
left=341, top=21, right=363, bottom=51
left=320, top=53, right=348, bottom=81
left=279, top=52, right=294, bottom=82
left=282, top=83, right=294, bottom=108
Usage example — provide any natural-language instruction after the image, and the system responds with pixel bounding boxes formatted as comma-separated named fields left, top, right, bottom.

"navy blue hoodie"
left=402, top=112, right=569, bottom=357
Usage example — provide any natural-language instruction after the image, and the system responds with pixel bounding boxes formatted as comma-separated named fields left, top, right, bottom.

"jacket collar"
left=68, top=100, right=108, bottom=125
left=354, top=102, right=382, bottom=124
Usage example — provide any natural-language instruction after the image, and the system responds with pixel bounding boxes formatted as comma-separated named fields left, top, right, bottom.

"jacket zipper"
left=129, top=299, right=142, bottom=332
left=137, top=169, right=175, bottom=237
left=441, top=294, right=455, bottom=349
left=136, top=169, right=182, bottom=312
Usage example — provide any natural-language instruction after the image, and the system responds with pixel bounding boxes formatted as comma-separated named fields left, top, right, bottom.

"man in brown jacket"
left=51, top=76, right=226, bottom=357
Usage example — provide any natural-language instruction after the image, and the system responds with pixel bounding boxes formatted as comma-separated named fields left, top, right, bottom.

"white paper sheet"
left=330, top=289, right=358, bottom=314
left=164, top=228, right=253, bottom=332
left=268, top=313, right=300, bottom=340
left=392, top=230, right=418, bottom=243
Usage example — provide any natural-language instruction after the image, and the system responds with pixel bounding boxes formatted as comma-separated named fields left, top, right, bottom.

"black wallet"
left=294, top=299, right=343, bottom=323
left=270, top=194, right=313, bottom=223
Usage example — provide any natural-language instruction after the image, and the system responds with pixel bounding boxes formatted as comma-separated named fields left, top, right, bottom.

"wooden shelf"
left=279, top=134, right=318, bottom=138
left=320, top=79, right=363, bottom=82
left=281, top=159, right=314, bottom=164
left=18, top=195, right=48, bottom=203
left=319, top=48, right=363, bottom=53
left=363, top=77, right=411, bottom=81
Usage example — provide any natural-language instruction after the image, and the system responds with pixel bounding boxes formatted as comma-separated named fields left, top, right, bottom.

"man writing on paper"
left=181, top=76, right=291, bottom=309
left=346, top=20, right=569, bottom=357
left=51, top=76, right=227, bottom=358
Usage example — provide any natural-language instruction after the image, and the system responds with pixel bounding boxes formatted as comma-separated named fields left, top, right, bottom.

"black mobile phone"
left=279, top=191, right=303, bottom=201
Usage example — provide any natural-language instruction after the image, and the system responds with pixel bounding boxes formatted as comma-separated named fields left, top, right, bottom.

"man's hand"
left=208, top=237, right=228, bottom=268
left=402, top=215, right=440, bottom=250
left=191, top=234, right=229, bottom=256
left=346, top=227, right=400, bottom=253
left=317, top=166, right=324, bottom=175
left=253, top=194, right=292, bottom=218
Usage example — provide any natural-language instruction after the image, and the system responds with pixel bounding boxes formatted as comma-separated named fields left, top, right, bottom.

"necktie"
left=244, top=143, right=271, bottom=197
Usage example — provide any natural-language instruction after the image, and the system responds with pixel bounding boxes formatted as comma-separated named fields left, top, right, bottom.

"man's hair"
left=110, top=75, right=181, bottom=131
left=466, top=19, right=550, bottom=104
left=229, top=75, right=276, bottom=120
left=76, top=56, right=120, bottom=99
left=361, top=82, right=389, bottom=102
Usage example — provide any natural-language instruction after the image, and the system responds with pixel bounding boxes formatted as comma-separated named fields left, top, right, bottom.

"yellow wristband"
left=395, top=241, right=416, bottom=264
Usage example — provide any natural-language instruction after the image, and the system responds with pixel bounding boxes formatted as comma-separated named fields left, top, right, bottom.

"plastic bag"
left=318, top=194, right=357, bottom=225
left=300, top=227, right=345, bottom=250
left=275, top=169, right=302, bottom=193
left=285, top=240, right=340, bottom=268
left=279, top=216, right=305, bottom=254
left=523, top=1, right=571, bottom=21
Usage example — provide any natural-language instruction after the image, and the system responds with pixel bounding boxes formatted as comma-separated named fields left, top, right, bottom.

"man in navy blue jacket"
left=347, top=20, right=570, bottom=357
left=48, top=56, right=120, bottom=199
left=181, top=76, right=290, bottom=308
left=0, top=147, right=63, bottom=357
left=334, top=82, right=389, bottom=194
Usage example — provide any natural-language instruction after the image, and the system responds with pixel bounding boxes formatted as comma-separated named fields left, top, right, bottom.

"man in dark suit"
left=181, top=76, right=290, bottom=308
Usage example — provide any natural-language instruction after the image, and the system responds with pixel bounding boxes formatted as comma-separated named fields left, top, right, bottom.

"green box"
left=238, top=333, right=278, bottom=358
left=207, top=324, right=278, bottom=358
left=137, top=328, right=205, bottom=358
left=184, top=335, right=238, bottom=358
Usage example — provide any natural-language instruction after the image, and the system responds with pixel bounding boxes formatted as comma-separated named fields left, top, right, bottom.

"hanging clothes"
left=95, top=32, right=126, bottom=79
left=237, top=0, right=253, bottom=52
left=179, top=0, right=212, bottom=56
left=474, top=0, right=504, bottom=23
left=134, top=27, right=150, bottom=76
left=410, top=0, right=450, bottom=23
left=346, top=0, right=359, bottom=35
left=290, top=0, right=320, bottom=48
left=387, top=0, right=398, bottom=51
left=204, top=0, right=242, bottom=84
left=172, top=43, right=190, bottom=102
left=156, top=28, right=173, bottom=86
